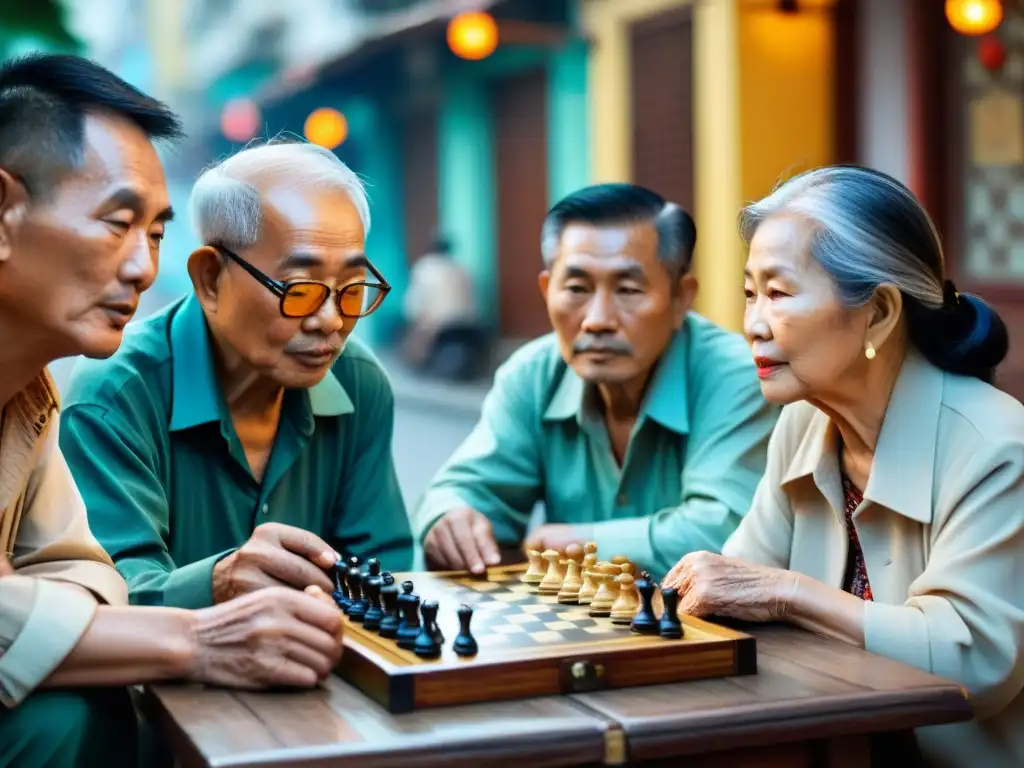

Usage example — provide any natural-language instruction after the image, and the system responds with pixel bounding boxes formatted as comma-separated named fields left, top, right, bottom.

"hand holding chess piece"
left=661, top=551, right=800, bottom=622
left=210, top=522, right=338, bottom=603
left=423, top=507, right=502, bottom=575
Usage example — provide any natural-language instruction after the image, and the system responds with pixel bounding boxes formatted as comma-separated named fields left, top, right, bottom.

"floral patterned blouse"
left=841, top=475, right=873, bottom=602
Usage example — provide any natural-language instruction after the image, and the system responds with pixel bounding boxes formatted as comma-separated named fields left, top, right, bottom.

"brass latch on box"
left=562, top=659, right=607, bottom=693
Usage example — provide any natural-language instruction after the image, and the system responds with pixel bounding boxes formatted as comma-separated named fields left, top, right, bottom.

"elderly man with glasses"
left=58, top=138, right=414, bottom=609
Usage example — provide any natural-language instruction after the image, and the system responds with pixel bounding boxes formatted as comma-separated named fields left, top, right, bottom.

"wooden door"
left=629, top=6, right=694, bottom=214
left=402, top=104, right=439, bottom=265
left=493, top=68, right=551, bottom=341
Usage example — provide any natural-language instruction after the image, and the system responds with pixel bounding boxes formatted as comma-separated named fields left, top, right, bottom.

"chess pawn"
left=564, top=542, right=584, bottom=565
left=363, top=577, right=384, bottom=631
left=331, top=559, right=350, bottom=609
left=396, top=581, right=421, bottom=649
left=345, top=568, right=367, bottom=621
left=583, top=541, right=598, bottom=560
left=453, top=604, right=478, bottom=657
left=611, top=554, right=630, bottom=567
left=659, top=587, right=684, bottom=639
left=630, top=576, right=660, bottom=635
left=538, top=549, right=565, bottom=595
left=378, top=584, right=401, bottom=638
left=578, top=565, right=598, bottom=605
left=610, top=572, right=640, bottom=625
left=557, top=558, right=583, bottom=604
left=588, top=566, right=618, bottom=617
left=521, top=549, right=546, bottom=584
left=414, top=600, right=442, bottom=659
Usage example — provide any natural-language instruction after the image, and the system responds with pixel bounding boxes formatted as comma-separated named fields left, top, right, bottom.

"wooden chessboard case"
left=336, top=564, right=757, bottom=714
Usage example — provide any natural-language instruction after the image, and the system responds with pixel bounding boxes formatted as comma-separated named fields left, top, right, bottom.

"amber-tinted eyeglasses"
left=213, top=245, right=391, bottom=319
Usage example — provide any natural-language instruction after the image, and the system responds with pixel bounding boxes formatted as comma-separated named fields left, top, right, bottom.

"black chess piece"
left=378, top=584, right=401, bottom=638
left=347, top=555, right=361, bottom=571
left=346, top=567, right=368, bottom=621
left=363, top=577, right=384, bottom=631
left=659, top=587, right=684, bottom=639
left=381, top=571, right=395, bottom=587
left=331, top=559, right=350, bottom=610
left=630, top=576, right=659, bottom=635
left=367, top=557, right=381, bottom=578
left=396, top=582, right=421, bottom=650
left=453, top=604, right=478, bottom=657
left=414, top=600, right=442, bottom=658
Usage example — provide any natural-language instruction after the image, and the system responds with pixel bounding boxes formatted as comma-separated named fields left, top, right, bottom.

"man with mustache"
left=415, top=184, right=779, bottom=578
left=59, top=138, right=414, bottom=609
left=0, top=56, right=344, bottom=768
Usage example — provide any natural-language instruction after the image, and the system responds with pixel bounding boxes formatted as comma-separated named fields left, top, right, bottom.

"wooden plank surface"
left=571, top=623, right=974, bottom=762
left=141, top=675, right=615, bottom=768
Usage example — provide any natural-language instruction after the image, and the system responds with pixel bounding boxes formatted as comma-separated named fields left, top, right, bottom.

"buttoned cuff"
left=0, top=577, right=97, bottom=707
left=589, top=517, right=656, bottom=576
left=157, top=550, right=234, bottom=609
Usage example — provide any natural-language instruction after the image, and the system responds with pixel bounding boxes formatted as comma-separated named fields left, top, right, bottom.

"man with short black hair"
left=0, top=54, right=345, bottom=767
left=416, top=183, right=780, bottom=578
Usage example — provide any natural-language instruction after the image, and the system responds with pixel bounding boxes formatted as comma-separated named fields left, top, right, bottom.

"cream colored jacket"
left=0, top=372, right=127, bottom=707
left=723, top=352, right=1024, bottom=767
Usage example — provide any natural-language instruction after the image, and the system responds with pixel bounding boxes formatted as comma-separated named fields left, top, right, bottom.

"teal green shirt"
left=412, top=313, right=780, bottom=577
left=59, top=295, right=414, bottom=608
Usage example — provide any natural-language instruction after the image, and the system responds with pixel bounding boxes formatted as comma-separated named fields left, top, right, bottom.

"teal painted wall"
left=437, top=39, right=590, bottom=330
left=342, top=97, right=409, bottom=345
left=438, top=76, right=497, bottom=326
left=546, top=38, right=591, bottom=203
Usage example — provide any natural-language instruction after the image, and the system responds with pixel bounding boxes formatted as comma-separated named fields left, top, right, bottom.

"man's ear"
left=865, top=283, right=903, bottom=352
left=187, top=246, right=226, bottom=312
left=672, top=272, right=698, bottom=326
left=538, top=270, right=551, bottom=301
left=0, top=169, right=30, bottom=265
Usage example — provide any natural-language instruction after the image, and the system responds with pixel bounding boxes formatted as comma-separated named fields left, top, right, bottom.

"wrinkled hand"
left=212, top=523, right=337, bottom=603
left=424, top=507, right=501, bottom=575
left=187, top=585, right=344, bottom=689
left=523, top=524, right=593, bottom=556
left=661, top=551, right=799, bottom=623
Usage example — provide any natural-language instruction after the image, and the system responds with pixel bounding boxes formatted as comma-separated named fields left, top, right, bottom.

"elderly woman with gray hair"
left=662, top=166, right=1024, bottom=766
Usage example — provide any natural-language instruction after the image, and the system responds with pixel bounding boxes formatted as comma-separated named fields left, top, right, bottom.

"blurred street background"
left=2, top=0, right=1021, bottom=506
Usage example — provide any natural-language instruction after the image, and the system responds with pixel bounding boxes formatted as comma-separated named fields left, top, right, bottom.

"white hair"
left=189, top=137, right=371, bottom=250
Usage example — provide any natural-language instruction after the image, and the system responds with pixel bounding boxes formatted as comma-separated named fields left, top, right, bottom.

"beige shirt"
left=723, top=352, right=1024, bottom=768
left=0, top=371, right=127, bottom=707
left=403, top=254, right=477, bottom=332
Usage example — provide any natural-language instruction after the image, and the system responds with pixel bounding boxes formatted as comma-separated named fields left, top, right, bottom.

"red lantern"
left=978, top=34, right=1007, bottom=72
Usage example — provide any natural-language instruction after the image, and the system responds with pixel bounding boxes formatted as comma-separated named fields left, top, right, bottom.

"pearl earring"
left=865, top=342, right=876, bottom=360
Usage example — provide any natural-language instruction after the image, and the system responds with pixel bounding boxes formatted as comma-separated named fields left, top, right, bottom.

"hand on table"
left=212, top=522, right=338, bottom=603
left=423, top=507, right=501, bottom=575
left=523, top=524, right=594, bottom=556
left=187, top=585, right=344, bottom=689
left=661, top=551, right=799, bottom=623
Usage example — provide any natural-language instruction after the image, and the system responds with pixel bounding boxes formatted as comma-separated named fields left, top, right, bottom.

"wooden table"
left=141, top=624, right=973, bottom=768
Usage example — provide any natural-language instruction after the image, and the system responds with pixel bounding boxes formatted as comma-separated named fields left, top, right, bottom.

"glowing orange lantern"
left=945, top=0, right=1003, bottom=36
left=220, top=98, right=260, bottom=143
left=304, top=107, right=348, bottom=149
left=447, top=11, right=498, bottom=60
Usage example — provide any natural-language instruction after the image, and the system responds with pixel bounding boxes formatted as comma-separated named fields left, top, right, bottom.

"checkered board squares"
left=435, top=574, right=628, bottom=648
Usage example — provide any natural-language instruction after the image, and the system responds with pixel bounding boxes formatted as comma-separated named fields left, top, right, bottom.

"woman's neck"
left=809, top=345, right=907, bottom=486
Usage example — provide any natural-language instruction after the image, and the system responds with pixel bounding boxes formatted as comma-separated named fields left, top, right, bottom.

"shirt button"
left=261, top=503, right=269, bottom=514
left=616, top=492, right=628, bottom=506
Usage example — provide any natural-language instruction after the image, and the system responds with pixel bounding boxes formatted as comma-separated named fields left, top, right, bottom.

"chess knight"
left=415, top=183, right=780, bottom=579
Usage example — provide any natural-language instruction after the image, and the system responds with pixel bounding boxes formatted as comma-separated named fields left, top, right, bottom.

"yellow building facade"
left=581, top=0, right=836, bottom=332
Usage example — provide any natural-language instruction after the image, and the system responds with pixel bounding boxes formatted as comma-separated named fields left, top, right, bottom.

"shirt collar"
left=542, top=326, right=691, bottom=435
left=781, top=351, right=941, bottom=524
left=169, top=295, right=354, bottom=433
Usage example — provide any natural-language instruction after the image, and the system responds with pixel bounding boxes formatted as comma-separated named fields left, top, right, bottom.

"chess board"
left=336, top=564, right=756, bottom=713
